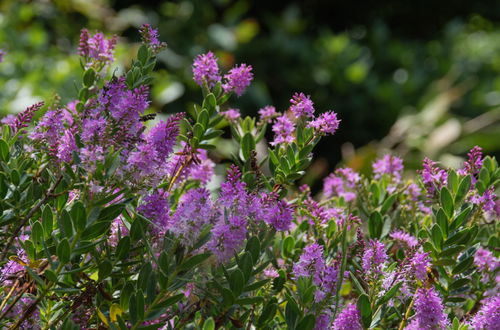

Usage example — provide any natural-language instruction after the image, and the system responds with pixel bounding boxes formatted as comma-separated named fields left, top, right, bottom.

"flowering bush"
left=0, top=26, right=498, bottom=330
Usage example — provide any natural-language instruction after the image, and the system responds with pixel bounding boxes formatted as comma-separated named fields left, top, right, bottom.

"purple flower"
left=470, top=187, right=497, bottom=214
left=0, top=249, right=28, bottom=287
left=219, top=165, right=249, bottom=211
left=474, top=247, right=499, bottom=273
left=139, top=24, right=166, bottom=53
left=192, top=51, right=221, bottom=88
left=222, top=63, right=253, bottom=96
left=315, top=311, right=332, bottom=330
left=258, top=105, right=277, bottom=123
left=145, top=113, right=183, bottom=160
left=8, top=101, right=44, bottom=133
left=420, top=158, right=448, bottom=198
left=458, top=146, right=483, bottom=180
left=56, top=129, right=77, bottom=163
left=469, top=295, right=500, bottom=330
left=293, top=243, right=325, bottom=280
left=109, top=217, right=129, bottom=247
left=323, top=168, right=361, bottom=202
left=271, top=114, right=295, bottom=145
left=373, top=154, right=404, bottom=183
left=170, top=188, right=217, bottom=246
left=29, top=109, right=65, bottom=151
left=208, top=215, right=247, bottom=262
left=408, top=250, right=430, bottom=281
left=0, top=49, right=5, bottom=62
left=220, top=108, right=241, bottom=123
left=308, top=111, right=341, bottom=135
left=289, top=92, right=315, bottom=118
left=362, top=240, right=388, bottom=276
left=138, top=190, right=169, bottom=234
left=332, top=303, right=362, bottom=330
left=263, top=267, right=280, bottom=279
left=390, top=230, right=418, bottom=248
left=188, top=149, right=215, bottom=184
left=261, top=193, right=293, bottom=231
left=406, top=287, right=448, bottom=329
left=78, top=29, right=117, bottom=68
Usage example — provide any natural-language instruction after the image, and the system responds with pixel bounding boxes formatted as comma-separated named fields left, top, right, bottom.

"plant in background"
left=0, top=25, right=498, bottom=330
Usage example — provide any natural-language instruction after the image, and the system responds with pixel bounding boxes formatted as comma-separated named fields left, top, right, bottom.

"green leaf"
left=44, top=269, right=58, bottom=283
left=197, top=109, right=209, bottom=129
left=71, top=201, right=87, bottom=232
left=129, top=294, right=138, bottom=325
left=136, top=290, right=145, bottom=321
left=448, top=278, right=470, bottom=291
left=452, top=257, right=474, bottom=274
left=137, top=45, right=149, bottom=65
left=202, top=317, right=215, bottom=330
left=229, top=269, right=245, bottom=297
left=245, top=236, right=260, bottom=263
left=380, top=194, right=398, bottom=214
left=202, top=93, right=217, bottom=115
left=282, top=236, right=295, bottom=258
left=152, top=293, right=185, bottom=309
left=436, top=208, right=449, bottom=238
left=357, top=294, right=372, bottom=328
left=440, top=187, right=454, bottom=218
left=236, top=296, right=264, bottom=305
left=57, top=238, right=71, bottom=264
left=31, top=221, right=44, bottom=246
left=377, top=282, right=403, bottom=305
left=257, top=301, right=277, bottom=326
left=59, top=210, right=73, bottom=238
left=42, top=206, right=53, bottom=237
left=237, top=252, right=253, bottom=281
left=137, top=263, right=153, bottom=291
left=243, top=279, right=270, bottom=292
left=98, top=260, right=113, bottom=280
left=455, top=175, right=471, bottom=206
left=179, top=253, right=211, bottom=271
left=116, top=236, right=131, bottom=260
left=83, top=68, right=96, bottom=87
left=296, top=314, right=315, bottom=330
left=241, top=133, right=256, bottom=161
left=221, top=287, right=235, bottom=306
left=450, top=207, right=472, bottom=231
left=285, top=296, right=301, bottom=329
left=448, top=170, right=459, bottom=193
left=440, top=245, right=465, bottom=258
left=98, top=204, right=125, bottom=222
left=431, top=224, right=444, bottom=251
left=368, top=211, right=383, bottom=239
left=0, top=139, right=9, bottom=162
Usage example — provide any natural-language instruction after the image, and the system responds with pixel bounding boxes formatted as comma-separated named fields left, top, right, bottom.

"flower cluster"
left=78, top=28, right=117, bottom=68
left=323, top=167, right=361, bottom=201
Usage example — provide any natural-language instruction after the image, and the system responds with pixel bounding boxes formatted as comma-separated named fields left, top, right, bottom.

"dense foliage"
left=0, top=26, right=498, bottom=330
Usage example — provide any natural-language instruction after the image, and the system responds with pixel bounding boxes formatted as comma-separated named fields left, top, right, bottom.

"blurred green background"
left=1, top=0, right=499, bottom=187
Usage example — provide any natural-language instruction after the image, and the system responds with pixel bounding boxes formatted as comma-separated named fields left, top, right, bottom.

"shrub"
left=0, top=25, right=498, bottom=330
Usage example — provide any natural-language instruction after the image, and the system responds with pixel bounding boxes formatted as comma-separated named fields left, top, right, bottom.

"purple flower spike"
left=223, top=63, right=253, bottom=96
left=9, top=101, right=44, bottom=133
left=139, top=24, right=166, bottom=53
left=192, top=51, right=221, bottom=88
left=78, top=29, right=117, bottom=68
left=332, top=303, right=362, bottom=330
left=308, top=110, right=341, bottom=135
left=271, top=114, right=295, bottom=146
left=469, top=295, right=500, bottom=330
left=290, top=92, right=315, bottom=118
left=406, top=287, right=448, bottom=329
left=258, top=105, right=277, bottom=123
left=373, top=154, right=404, bottom=182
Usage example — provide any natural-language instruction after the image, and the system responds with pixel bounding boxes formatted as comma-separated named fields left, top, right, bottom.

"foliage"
left=0, top=25, right=499, bottom=330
